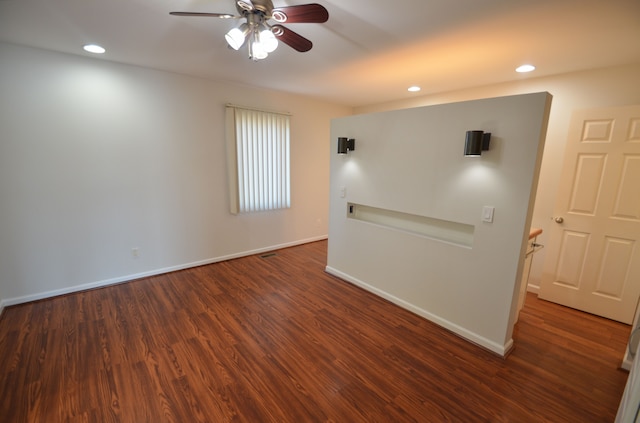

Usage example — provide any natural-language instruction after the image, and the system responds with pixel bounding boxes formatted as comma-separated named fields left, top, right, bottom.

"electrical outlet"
left=132, top=247, right=140, bottom=258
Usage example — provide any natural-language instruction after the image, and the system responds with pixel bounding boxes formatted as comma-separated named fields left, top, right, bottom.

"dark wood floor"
left=0, top=240, right=631, bottom=422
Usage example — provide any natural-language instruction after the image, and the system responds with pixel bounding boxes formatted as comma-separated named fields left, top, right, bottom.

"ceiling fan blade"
left=271, top=24, right=313, bottom=52
left=170, top=11, right=240, bottom=19
left=271, top=4, right=328, bottom=23
left=236, top=0, right=255, bottom=13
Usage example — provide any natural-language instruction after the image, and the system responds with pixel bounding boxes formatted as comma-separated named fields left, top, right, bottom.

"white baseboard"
left=325, top=265, right=513, bottom=357
left=0, top=236, right=328, bottom=314
left=621, top=338, right=635, bottom=371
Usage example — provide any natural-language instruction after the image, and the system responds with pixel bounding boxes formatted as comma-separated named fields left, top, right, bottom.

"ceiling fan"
left=170, top=0, right=329, bottom=61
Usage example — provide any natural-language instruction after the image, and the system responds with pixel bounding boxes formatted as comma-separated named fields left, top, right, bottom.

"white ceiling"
left=1, top=0, right=639, bottom=107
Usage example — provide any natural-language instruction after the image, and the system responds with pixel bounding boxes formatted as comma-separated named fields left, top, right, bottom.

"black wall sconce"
left=337, top=137, right=356, bottom=154
left=464, top=130, right=491, bottom=157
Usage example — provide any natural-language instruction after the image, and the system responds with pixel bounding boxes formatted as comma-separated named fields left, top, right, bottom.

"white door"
left=539, top=105, right=640, bottom=324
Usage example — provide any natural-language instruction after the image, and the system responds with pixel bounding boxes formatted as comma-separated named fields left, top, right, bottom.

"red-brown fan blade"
left=271, top=4, right=329, bottom=23
left=271, top=24, right=313, bottom=52
left=169, top=12, right=240, bottom=19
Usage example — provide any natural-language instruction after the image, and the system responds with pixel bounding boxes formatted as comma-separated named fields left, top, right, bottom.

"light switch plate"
left=482, top=206, right=495, bottom=223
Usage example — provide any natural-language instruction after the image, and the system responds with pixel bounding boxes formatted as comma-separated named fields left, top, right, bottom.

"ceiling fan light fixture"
left=225, top=23, right=249, bottom=50
left=170, top=2, right=329, bottom=61
left=260, top=27, right=279, bottom=53
left=248, top=31, right=269, bottom=60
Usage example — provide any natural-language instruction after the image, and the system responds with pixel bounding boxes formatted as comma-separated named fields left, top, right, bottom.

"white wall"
left=355, top=63, right=640, bottom=293
left=0, top=42, right=351, bottom=310
left=327, top=93, right=552, bottom=355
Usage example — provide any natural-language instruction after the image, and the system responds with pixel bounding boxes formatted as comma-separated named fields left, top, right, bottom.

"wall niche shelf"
left=347, top=203, right=474, bottom=248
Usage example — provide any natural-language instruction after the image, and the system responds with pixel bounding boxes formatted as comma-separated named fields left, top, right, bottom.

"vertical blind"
left=226, top=105, right=290, bottom=213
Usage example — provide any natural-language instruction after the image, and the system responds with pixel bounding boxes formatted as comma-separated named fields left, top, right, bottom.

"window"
left=226, top=105, right=291, bottom=214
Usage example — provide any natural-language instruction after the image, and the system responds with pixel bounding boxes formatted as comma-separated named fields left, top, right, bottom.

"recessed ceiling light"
left=83, top=44, right=106, bottom=54
left=408, top=86, right=421, bottom=92
left=516, top=64, right=535, bottom=73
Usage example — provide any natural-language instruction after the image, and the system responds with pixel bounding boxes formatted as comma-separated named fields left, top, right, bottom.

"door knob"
left=554, top=217, right=564, bottom=223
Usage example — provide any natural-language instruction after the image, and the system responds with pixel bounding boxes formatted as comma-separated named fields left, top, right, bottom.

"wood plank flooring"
left=0, top=240, right=631, bottom=422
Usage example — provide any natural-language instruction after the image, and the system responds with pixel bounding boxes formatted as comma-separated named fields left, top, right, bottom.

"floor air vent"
left=260, top=253, right=277, bottom=259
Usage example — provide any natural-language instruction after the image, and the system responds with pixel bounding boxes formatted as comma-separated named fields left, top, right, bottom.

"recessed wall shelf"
left=347, top=203, right=474, bottom=247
